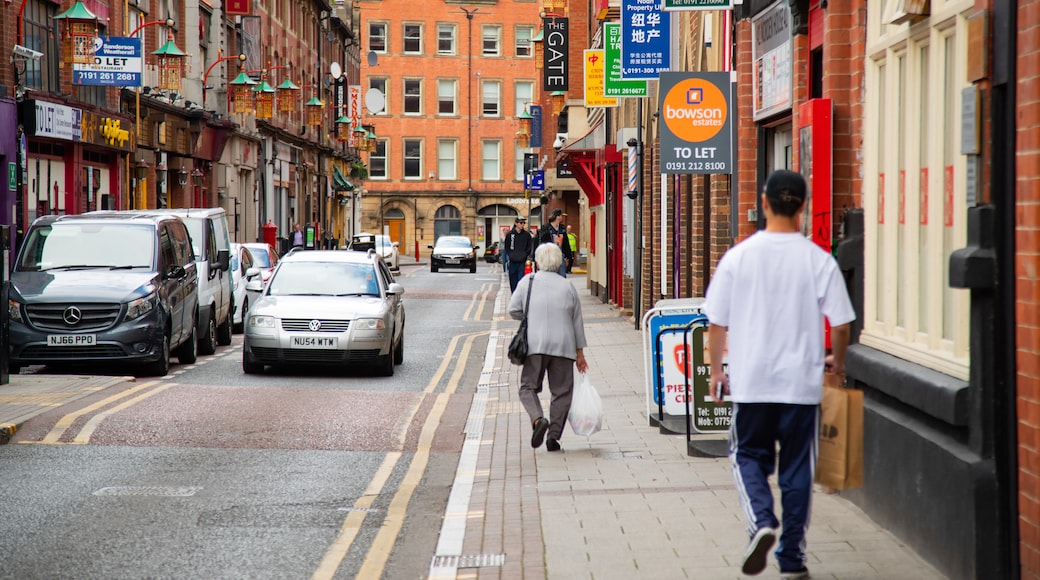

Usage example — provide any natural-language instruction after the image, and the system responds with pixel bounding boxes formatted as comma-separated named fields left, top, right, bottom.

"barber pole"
left=628, top=144, right=638, bottom=195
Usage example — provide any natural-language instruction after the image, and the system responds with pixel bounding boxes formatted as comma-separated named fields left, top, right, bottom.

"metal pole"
left=633, top=98, right=643, bottom=330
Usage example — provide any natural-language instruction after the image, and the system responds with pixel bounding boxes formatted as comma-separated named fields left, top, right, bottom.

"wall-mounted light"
left=155, top=162, right=167, bottom=184
left=177, top=166, right=188, bottom=186
left=191, top=168, right=203, bottom=187
left=135, top=159, right=149, bottom=180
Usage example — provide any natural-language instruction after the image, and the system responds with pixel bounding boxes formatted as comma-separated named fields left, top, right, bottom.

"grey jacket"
left=508, top=271, right=587, bottom=360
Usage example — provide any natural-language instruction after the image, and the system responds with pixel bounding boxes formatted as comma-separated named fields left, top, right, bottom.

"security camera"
left=12, top=44, right=43, bottom=61
left=553, top=133, right=567, bottom=150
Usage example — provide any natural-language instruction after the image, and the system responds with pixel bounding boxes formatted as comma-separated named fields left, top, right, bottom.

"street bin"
left=261, top=221, right=277, bottom=250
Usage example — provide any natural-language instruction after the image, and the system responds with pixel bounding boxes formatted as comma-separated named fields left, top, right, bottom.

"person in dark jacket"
left=504, top=217, right=535, bottom=292
left=537, top=209, right=574, bottom=277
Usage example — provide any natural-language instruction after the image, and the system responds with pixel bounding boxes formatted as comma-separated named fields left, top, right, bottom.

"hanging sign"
left=583, top=50, right=617, bottom=108
left=603, top=23, right=647, bottom=98
left=543, top=17, right=569, bottom=91
left=662, top=0, right=734, bottom=9
left=621, top=0, right=670, bottom=80
left=751, top=0, right=793, bottom=121
left=529, top=105, right=543, bottom=148
left=348, top=85, right=362, bottom=147
left=73, top=37, right=142, bottom=87
left=658, top=71, right=733, bottom=174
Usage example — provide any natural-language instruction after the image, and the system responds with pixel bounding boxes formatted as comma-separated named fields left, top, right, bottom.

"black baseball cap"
left=764, top=170, right=807, bottom=204
left=551, top=208, right=566, bottom=219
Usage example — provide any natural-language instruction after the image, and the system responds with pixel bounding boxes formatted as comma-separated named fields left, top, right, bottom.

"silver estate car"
left=242, top=249, right=405, bottom=376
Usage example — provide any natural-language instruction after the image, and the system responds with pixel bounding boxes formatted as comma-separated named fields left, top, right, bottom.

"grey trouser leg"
left=518, top=354, right=575, bottom=440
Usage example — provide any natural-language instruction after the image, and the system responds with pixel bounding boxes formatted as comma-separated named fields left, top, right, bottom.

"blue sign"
left=525, top=170, right=545, bottom=191
left=529, top=105, right=542, bottom=148
left=73, top=37, right=143, bottom=87
left=621, top=0, right=671, bottom=80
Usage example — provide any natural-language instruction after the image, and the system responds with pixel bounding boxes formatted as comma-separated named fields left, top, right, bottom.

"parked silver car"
left=242, top=249, right=405, bottom=376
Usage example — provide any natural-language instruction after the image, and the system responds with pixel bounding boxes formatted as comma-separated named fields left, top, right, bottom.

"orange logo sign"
left=662, top=78, right=728, bottom=143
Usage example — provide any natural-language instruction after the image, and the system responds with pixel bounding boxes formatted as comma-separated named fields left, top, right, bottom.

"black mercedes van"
left=7, top=213, right=200, bottom=376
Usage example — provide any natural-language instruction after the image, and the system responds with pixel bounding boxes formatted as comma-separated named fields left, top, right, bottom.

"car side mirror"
left=386, top=282, right=405, bottom=295
left=245, top=278, right=264, bottom=292
left=392, top=242, right=399, bottom=248
left=427, top=245, right=434, bottom=250
left=215, top=249, right=230, bottom=271
left=245, top=266, right=261, bottom=279
left=167, top=265, right=186, bottom=280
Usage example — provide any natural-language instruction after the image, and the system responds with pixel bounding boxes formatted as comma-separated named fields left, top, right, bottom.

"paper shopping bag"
left=815, top=375, right=864, bottom=490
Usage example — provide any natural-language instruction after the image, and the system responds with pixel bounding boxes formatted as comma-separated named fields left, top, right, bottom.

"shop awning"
left=332, top=165, right=354, bottom=191
left=557, top=121, right=606, bottom=207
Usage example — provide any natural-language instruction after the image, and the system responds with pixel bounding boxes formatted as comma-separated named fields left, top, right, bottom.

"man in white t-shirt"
left=704, top=170, right=856, bottom=579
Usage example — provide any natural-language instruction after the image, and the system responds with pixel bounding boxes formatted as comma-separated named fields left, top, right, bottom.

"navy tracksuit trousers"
left=729, top=402, right=819, bottom=572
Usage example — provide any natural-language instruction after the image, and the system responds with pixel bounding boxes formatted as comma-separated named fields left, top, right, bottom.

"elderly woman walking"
left=508, top=243, right=589, bottom=452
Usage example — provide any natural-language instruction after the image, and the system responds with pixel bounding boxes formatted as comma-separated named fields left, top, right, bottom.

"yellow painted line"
left=314, top=330, right=484, bottom=578
left=462, top=283, right=492, bottom=321
left=37, top=381, right=159, bottom=444
left=311, top=451, right=401, bottom=580
left=354, top=391, right=451, bottom=579
left=72, top=383, right=176, bottom=444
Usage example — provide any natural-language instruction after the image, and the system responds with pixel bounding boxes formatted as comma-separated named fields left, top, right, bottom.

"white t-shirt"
left=703, top=231, right=856, bottom=405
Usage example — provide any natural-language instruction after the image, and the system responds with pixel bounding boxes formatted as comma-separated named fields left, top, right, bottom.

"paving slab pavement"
left=0, top=373, right=135, bottom=443
left=431, top=271, right=947, bottom=580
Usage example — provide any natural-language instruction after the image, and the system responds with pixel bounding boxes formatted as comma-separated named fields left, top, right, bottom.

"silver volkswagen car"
left=242, top=249, right=405, bottom=376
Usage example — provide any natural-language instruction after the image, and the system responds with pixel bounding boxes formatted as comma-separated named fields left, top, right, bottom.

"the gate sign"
left=73, top=37, right=142, bottom=87
left=658, top=71, right=733, bottom=174
left=543, top=17, right=569, bottom=91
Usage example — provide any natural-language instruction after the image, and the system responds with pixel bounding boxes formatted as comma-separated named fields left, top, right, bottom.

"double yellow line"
left=312, top=329, right=486, bottom=580
left=462, top=282, right=496, bottom=321
left=32, top=380, right=170, bottom=445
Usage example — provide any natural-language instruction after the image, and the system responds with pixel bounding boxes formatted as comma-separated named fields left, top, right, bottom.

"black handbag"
left=508, top=276, right=534, bottom=365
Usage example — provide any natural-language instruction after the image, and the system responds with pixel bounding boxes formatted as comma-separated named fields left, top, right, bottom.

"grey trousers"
left=519, top=354, right=575, bottom=440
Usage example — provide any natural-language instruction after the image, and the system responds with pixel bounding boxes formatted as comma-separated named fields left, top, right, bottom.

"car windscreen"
left=17, top=223, right=155, bottom=271
left=267, top=262, right=381, bottom=296
left=435, top=238, right=472, bottom=250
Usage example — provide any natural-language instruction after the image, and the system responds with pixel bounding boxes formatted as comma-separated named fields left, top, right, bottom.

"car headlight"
left=8, top=299, right=23, bottom=323
left=125, top=292, right=157, bottom=321
left=248, top=315, right=277, bottom=328
left=355, top=318, right=385, bottom=330
left=466, top=251, right=475, bottom=258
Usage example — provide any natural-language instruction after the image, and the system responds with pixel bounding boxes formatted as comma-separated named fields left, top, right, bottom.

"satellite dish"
left=330, top=61, right=342, bottom=79
left=365, top=88, right=385, bottom=115
left=367, top=51, right=378, bottom=67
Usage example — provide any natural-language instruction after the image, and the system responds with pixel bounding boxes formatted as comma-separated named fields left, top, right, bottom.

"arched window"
left=385, top=208, right=405, bottom=219
left=434, top=205, right=462, bottom=238
left=476, top=204, right=519, bottom=218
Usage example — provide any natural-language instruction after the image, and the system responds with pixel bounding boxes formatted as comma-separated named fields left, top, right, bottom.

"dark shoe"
left=546, top=438, right=561, bottom=452
left=780, top=568, right=810, bottom=580
left=531, top=418, right=549, bottom=448
left=741, top=526, right=776, bottom=575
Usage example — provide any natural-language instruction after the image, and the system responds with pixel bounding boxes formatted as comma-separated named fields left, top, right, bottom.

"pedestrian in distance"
left=566, top=225, right=577, bottom=273
left=508, top=243, right=589, bottom=452
left=291, top=224, right=304, bottom=249
left=499, top=235, right=509, bottom=272
left=703, top=169, right=856, bottom=579
left=504, top=217, right=535, bottom=293
left=537, top=208, right=573, bottom=277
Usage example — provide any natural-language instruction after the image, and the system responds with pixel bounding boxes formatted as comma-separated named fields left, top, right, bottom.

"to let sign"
left=73, top=37, right=142, bottom=87
left=658, top=72, right=733, bottom=174
left=543, top=17, right=569, bottom=91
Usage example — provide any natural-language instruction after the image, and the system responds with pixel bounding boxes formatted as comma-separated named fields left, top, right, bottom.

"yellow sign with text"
left=583, top=50, right=617, bottom=108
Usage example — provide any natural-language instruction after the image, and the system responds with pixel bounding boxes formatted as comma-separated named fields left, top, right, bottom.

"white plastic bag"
left=568, top=372, right=603, bottom=437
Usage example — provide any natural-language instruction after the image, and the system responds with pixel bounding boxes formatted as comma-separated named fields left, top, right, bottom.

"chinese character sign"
left=604, top=22, right=648, bottom=98
left=621, top=0, right=670, bottom=80
left=584, top=50, right=618, bottom=108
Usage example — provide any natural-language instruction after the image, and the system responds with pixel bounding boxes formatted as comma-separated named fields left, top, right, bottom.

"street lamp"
left=202, top=52, right=246, bottom=109
left=52, top=1, right=99, bottom=65
left=192, top=168, right=204, bottom=208
left=152, top=31, right=187, bottom=92
left=177, top=166, right=188, bottom=186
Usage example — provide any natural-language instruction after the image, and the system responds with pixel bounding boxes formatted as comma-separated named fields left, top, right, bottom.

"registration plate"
left=445, top=258, right=460, bottom=264
left=290, top=336, right=338, bottom=349
left=48, top=334, right=96, bottom=346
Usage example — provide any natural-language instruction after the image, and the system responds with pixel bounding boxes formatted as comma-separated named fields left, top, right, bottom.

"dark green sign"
left=603, top=23, right=647, bottom=98
left=690, top=326, right=732, bottom=433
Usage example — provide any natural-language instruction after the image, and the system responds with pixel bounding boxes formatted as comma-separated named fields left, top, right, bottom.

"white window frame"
left=403, top=78, right=422, bottom=115
left=482, top=80, right=501, bottom=117
left=368, top=77, right=388, bottom=115
left=370, top=139, right=388, bottom=180
left=438, top=139, right=457, bottom=180
left=515, top=26, right=533, bottom=57
left=482, top=139, right=501, bottom=181
left=403, top=138, right=423, bottom=180
left=437, top=23, right=456, bottom=55
left=862, top=0, right=973, bottom=380
left=369, top=22, right=387, bottom=53
left=482, top=25, right=501, bottom=56
left=515, top=80, right=534, bottom=116
left=514, top=146, right=529, bottom=182
left=437, top=79, right=457, bottom=116
left=403, top=22, right=422, bottom=54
